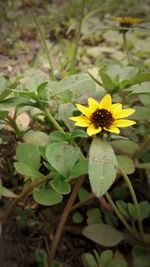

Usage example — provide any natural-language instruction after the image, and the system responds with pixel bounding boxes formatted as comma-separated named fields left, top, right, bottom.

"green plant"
left=0, top=65, right=150, bottom=264
left=82, top=249, right=127, bottom=267
left=0, top=2, right=150, bottom=266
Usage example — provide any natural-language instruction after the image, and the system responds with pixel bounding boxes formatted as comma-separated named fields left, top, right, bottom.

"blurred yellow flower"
left=114, top=16, right=143, bottom=28
left=70, top=94, right=136, bottom=136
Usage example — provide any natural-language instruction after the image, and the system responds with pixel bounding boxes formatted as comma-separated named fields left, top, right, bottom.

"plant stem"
left=44, top=107, right=65, bottom=134
left=0, top=176, right=51, bottom=225
left=118, top=165, right=145, bottom=242
left=71, top=193, right=94, bottom=211
left=133, top=135, right=150, bottom=161
left=48, top=176, right=85, bottom=266
left=70, top=0, right=86, bottom=72
left=122, top=31, right=132, bottom=64
left=28, top=9, right=55, bottom=80
left=105, top=192, right=139, bottom=240
left=6, top=116, right=23, bottom=140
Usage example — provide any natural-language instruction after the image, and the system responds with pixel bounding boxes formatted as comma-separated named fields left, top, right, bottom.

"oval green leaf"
left=33, top=188, right=63, bottom=206
left=50, top=176, right=71, bottom=195
left=83, top=223, right=125, bottom=247
left=16, top=143, right=41, bottom=169
left=89, top=137, right=117, bottom=197
left=117, top=155, right=135, bottom=174
left=46, top=142, right=80, bottom=177
left=14, top=162, right=45, bottom=179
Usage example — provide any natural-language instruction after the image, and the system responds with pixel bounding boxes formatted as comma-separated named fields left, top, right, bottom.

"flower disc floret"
left=70, top=94, right=136, bottom=136
left=91, top=109, right=114, bottom=128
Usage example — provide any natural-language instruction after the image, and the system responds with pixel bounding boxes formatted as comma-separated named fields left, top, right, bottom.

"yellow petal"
left=87, top=124, right=102, bottom=136
left=113, top=119, right=136, bottom=128
left=76, top=103, right=91, bottom=118
left=70, top=116, right=90, bottom=127
left=88, top=98, right=99, bottom=113
left=99, top=94, right=112, bottom=109
left=104, top=126, right=120, bottom=134
left=70, top=116, right=81, bottom=121
left=114, top=108, right=135, bottom=119
left=111, top=103, right=122, bottom=116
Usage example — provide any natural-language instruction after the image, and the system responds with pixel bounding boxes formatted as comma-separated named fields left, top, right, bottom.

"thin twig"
left=118, top=165, right=145, bottom=242
left=122, top=31, right=132, bottom=64
left=70, top=0, right=86, bottom=71
left=28, top=9, right=55, bottom=79
left=71, top=193, right=95, bottom=211
left=48, top=176, right=85, bottom=266
left=105, top=192, right=139, bottom=240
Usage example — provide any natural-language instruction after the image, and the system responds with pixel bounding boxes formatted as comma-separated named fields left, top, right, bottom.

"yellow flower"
left=114, top=16, right=143, bottom=27
left=70, top=94, right=136, bottom=136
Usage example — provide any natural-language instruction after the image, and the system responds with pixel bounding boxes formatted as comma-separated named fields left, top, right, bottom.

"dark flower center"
left=91, top=109, right=114, bottom=129
left=120, top=22, right=132, bottom=28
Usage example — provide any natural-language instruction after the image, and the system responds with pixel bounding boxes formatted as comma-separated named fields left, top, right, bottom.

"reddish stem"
left=48, top=176, right=84, bottom=266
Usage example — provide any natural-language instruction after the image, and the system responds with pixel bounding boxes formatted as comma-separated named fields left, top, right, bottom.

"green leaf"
left=83, top=224, right=125, bottom=247
left=103, top=64, right=121, bottom=82
left=22, top=70, right=48, bottom=92
left=127, top=202, right=136, bottom=219
left=107, top=258, right=127, bottom=267
left=38, top=146, right=47, bottom=161
left=99, top=64, right=139, bottom=90
left=0, top=111, right=9, bottom=119
left=99, top=70, right=114, bottom=90
left=130, top=106, right=150, bottom=120
left=46, top=142, right=80, bottom=177
left=133, top=246, right=150, bottom=267
left=23, top=131, right=49, bottom=146
left=58, top=103, right=76, bottom=131
left=48, top=74, right=96, bottom=98
left=50, top=176, right=71, bottom=194
left=35, top=249, right=48, bottom=267
left=103, top=210, right=119, bottom=228
left=37, top=82, right=48, bottom=96
left=116, top=200, right=130, bottom=218
left=119, top=66, right=139, bottom=89
left=117, top=200, right=150, bottom=221
left=14, top=162, right=45, bottom=179
left=128, top=82, right=150, bottom=95
left=70, top=159, right=88, bottom=178
left=93, top=249, right=100, bottom=265
left=139, top=201, right=150, bottom=220
left=111, top=140, right=139, bottom=155
left=72, top=212, right=84, bottom=224
left=117, top=155, right=135, bottom=174
left=16, top=143, right=41, bottom=170
left=131, top=72, right=150, bottom=85
left=0, top=97, right=34, bottom=108
left=71, top=129, right=88, bottom=139
left=49, top=131, right=67, bottom=143
left=100, top=250, right=113, bottom=266
left=0, top=76, right=10, bottom=101
left=89, top=137, right=117, bottom=197
left=139, top=95, right=150, bottom=107
left=33, top=187, right=63, bottom=206
left=82, top=253, right=98, bottom=267
left=87, top=208, right=102, bottom=225
left=43, top=162, right=55, bottom=172
left=2, top=187, right=17, bottom=198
